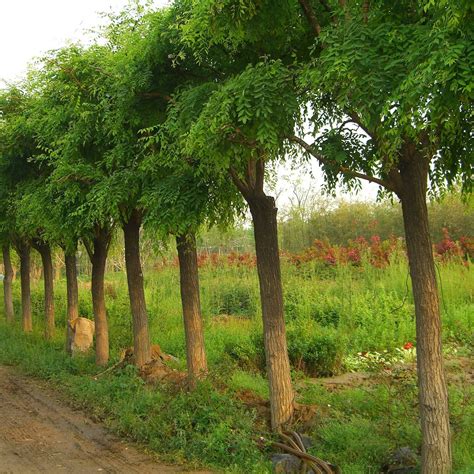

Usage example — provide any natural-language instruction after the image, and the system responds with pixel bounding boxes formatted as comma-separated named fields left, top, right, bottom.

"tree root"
left=264, top=431, right=340, bottom=474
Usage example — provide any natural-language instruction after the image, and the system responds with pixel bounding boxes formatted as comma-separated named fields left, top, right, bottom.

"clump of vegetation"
left=287, top=324, right=343, bottom=376
left=209, top=284, right=256, bottom=317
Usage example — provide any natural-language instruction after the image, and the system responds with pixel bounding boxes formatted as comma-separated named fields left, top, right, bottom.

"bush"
left=310, top=306, right=340, bottom=328
left=287, top=323, right=343, bottom=376
left=224, top=333, right=265, bottom=371
left=210, top=285, right=256, bottom=317
left=225, top=326, right=343, bottom=377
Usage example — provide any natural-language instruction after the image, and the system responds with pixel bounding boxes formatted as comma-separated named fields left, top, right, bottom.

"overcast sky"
left=0, top=0, right=378, bottom=204
left=0, top=0, right=169, bottom=85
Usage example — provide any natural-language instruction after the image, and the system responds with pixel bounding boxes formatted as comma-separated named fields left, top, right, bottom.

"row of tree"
left=1, top=1, right=472, bottom=472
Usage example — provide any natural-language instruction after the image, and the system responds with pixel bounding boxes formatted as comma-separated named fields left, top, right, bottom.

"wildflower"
left=403, top=342, right=414, bottom=350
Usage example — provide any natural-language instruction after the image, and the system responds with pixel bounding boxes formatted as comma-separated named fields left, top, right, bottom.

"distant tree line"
left=278, top=192, right=473, bottom=252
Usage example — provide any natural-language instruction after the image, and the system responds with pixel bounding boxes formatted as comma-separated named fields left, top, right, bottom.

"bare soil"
left=0, top=366, right=207, bottom=474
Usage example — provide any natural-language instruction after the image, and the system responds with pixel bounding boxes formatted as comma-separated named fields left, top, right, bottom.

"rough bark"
left=65, top=251, right=79, bottom=355
left=176, top=232, right=208, bottom=387
left=399, top=153, right=452, bottom=474
left=33, top=242, right=55, bottom=340
left=247, top=194, right=294, bottom=431
left=18, top=242, right=32, bottom=332
left=2, top=245, right=15, bottom=323
left=123, top=210, right=151, bottom=368
left=87, top=229, right=111, bottom=366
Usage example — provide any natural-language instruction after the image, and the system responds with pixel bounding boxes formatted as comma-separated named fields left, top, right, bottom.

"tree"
left=0, top=100, right=15, bottom=323
left=162, top=61, right=301, bottom=429
left=0, top=86, right=42, bottom=333
left=285, top=1, right=473, bottom=471
left=14, top=168, right=62, bottom=340
left=107, top=5, right=243, bottom=381
left=142, top=160, right=242, bottom=385
left=1, top=244, right=15, bottom=323
left=29, top=45, right=119, bottom=365
left=154, top=0, right=317, bottom=430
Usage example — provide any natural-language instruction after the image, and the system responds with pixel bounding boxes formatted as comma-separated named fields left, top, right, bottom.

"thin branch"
left=288, top=134, right=392, bottom=191
left=60, top=67, right=86, bottom=92
left=338, top=119, right=355, bottom=132
left=318, top=0, right=332, bottom=14
left=229, top=166, right=251, bottom=199
left=298, top=0, right=321, bottom=36
left=82, top=238, right=93, bottom=261
left=363, top=0, right=370, bottom=23
left=139, top=91, right=172, bottom=102
left=344, top=109, right=375, bottom=140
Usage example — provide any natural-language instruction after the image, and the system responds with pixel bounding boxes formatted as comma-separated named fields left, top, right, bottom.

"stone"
left=383, top=446, right=418, bottom=473
left=271, top=454, right=302, bottom=474
left=299, top=434, right=313, bottom=450
left=69, top=317, right=95, bottom=354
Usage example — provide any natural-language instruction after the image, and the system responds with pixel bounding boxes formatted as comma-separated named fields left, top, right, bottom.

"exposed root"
left=94, top=345, right=179, bottom=380
left=263, top=431, right=340, bottom=474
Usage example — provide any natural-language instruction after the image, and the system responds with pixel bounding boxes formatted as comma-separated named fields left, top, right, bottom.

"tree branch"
left=288, top=134, right=392, bottom=191
left=298, top=0, right=321, bottom=36
left=227, top=128, right=258, bottom=148
left=344, top=109, right=375, bottom=140
left=318, top=0, right=332, bottom=14
left=82, top=238, right=93, bottom=261
left=139, top=91, right=172, bottom=102
left=387, top=168, right=402, bottom=197
left=362, top=0, right=370, bottom=23
left=229, top=166, right=252, bottom=199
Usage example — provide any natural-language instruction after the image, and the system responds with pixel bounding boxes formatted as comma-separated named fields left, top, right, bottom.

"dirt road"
left=0, top=366, right=203, bottom=473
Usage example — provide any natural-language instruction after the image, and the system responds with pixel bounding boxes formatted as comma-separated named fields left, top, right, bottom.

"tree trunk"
left=34, top=242, right=55, bottom=340
left=176, top=232, right=207, bottom=387
left=89, top=230, right=110, bottom=366
left=65, top=251, right=79, bottom=355
left=18, top=242, right=32, bottom=332
left=123, top=210, right=151, bottom=368
left=2, top=245, right=15, bottom=323
left=247, top=194, right=294, bottom=431
left=399, top=154, right=452, bottom=473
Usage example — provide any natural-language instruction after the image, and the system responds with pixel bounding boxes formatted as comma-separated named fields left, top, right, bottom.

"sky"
left=0, top=0, right=169, bottom=85
left=0, top=0, right=379, bottom=206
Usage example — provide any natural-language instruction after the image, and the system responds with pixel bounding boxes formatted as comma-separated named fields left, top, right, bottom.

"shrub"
left=287, top=324, right=343, bottom=376
left=283, top=289, right=302, bottom=321
left=210, top=285, right=256, bottom=317
left=223, top=333, right=265, bottom=371
left=310, top=306, right=340, bottom=328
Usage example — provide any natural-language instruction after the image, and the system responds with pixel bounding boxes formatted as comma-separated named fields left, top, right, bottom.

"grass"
left=0, top=256, right=473, bottom=472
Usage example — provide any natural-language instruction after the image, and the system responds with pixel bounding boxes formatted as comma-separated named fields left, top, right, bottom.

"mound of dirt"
left=139, top=359, right=186, bottom=385
left=235, top=390, right=318, bottom=430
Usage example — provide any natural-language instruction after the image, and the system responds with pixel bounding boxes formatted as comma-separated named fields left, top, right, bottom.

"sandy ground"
left=0, top=366, right=206, bottom=474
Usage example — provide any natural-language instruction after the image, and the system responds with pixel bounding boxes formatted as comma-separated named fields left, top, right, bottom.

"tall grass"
left=0, top=257, right=472, bottom=472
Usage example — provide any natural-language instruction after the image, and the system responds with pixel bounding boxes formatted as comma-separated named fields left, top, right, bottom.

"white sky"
left=0, top=0, right=378, bottom=204
left=0, top=0, right=169, bottom=85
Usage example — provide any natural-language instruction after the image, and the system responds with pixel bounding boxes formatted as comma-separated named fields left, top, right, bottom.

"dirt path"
left=0, top=366, right=206, bottom=474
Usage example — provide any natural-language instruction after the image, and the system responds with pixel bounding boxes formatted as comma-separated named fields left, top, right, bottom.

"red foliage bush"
left=154, top=229, right=470, bottom=271
left=434, top=228, right=465, bottom=262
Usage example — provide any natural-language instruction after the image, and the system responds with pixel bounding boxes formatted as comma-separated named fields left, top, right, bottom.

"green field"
left=0, top=254, right=473, bottom=473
